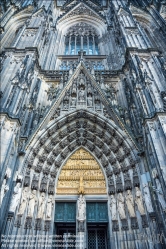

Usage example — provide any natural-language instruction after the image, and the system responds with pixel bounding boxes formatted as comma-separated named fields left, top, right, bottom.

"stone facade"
left=0, top=0, right=166, bottom=248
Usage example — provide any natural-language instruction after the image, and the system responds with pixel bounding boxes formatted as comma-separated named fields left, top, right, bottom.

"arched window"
left=65, top=23, right=99, bottom=55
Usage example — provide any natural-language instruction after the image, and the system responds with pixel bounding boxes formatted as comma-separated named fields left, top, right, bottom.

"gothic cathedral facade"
left=1, top=0, right=166, bottom=249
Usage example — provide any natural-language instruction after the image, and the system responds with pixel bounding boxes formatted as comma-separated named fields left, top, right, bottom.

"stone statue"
left=135, top=187, right=145, bottom=215
left=18, top=187, right=29, bottom=215
left=9, top=182, right=22, bottom=212
left=37, top=192, right=45, bottom=219
left=78, top=88, right=85, bottom=101
left=46, top=195, right=54, bottom=220
left=117, top=193, right=126, bottom=219
left=1, top=179, right=9, bottom=203
left=126, top=190, right=135, bottom=217
left=156, top=179, right=166, bottom=210
left=77, top=194, right=86, bottom=221
left=110, top=195, right=117, bottom=220
left=143, top=183, right=153, bottom=213
left=27, top=190, right=37, bottom=217
left=5, top=167, right=11, bottom=179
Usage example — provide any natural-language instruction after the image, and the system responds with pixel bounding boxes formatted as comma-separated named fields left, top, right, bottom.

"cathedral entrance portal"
left=55, top=149, right=108, bottom=249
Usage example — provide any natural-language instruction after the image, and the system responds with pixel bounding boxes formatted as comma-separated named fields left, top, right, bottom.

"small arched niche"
left=56, top=148, right=106, bottom=195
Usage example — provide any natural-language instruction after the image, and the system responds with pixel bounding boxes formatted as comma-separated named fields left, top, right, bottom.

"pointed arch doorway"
left=54, top=148, right=109, bottom=249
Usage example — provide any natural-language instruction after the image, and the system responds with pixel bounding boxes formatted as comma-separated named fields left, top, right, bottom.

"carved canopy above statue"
left=56, top=148, right=106, bottom=195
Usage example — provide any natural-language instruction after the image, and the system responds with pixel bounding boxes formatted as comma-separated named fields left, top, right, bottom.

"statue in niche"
left=126, top=190, right=135, bottom=217
left=77, top=194, right=86, bottom=221
left=27, top=190, right=37, bottom=217
left=117, top=193, right=126, bottom=219
left=142, top=183, right=153, bottom=213
left=87, top=97, right=93, bottom=106
left=9, top=182, right=22, bottom=212
left=46, top=195, right=54, bottom=220
left=156, top=179, right=166, bottom=210
left=37, top=192, right=45, bottom=219
left=18, top=187, right=29, bottom=215
left=135, top=187, right=145, bottom=215
left=78, top=175, right=85, bottom=194
left=110, top=195, right=117, bottom=220
left=78, top=88, right=85, bottom=101
left=1, top=179, right=9, bottom=203
left=71, top=97, right=76, bottom=106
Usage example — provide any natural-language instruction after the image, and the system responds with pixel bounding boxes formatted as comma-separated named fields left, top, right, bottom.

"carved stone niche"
left=112, top=163, right=120, bottom=175
left=131, top=217, right=139, bottom=230
left=47, top=156, right=54, bottom=166
left=24, top=217, right=32, bottom=229
left=31, top=174, right=39, bottom=190
left=52, top=146, right=61, bottom=156
left=116, top=174, right=123, bottom=192
left=103, top=145, right=110, bottom=156
left=88, top=133, right=96, bottom=142
left=123, top=146, right=130, bottom=156
left=35, top=218, right=42, bottom=230
left=67, top=133, right=77, bottom=142
left=96, top=139, right=104, bottom=148
left=95, top=129, right=104, bottom=138
left=61, top=148, right=69, bottom=159
left=124, top=172, right=132, bottom=190
left=83, top=121, right=87, bottom=128
left=76, top=139, right=82, bottom=146
left=106, top=127, right=115, bottom=137
left=68, top=143, right=75, bottom=151
left=59, top=129, right=68, bottom=139
left=33, top=147, right=40, bottom=156
left=114, top=135, right=123, bottom=146
left=141, top=215, right=148, bottom=228
left=87, top=124, right=96, bottom=133
left=48, top=178, right=55, bottom=195
left=35, top=164, right=42, bottom=173
left=87, top=142, right=95, bottom=151
left=27, top=156, right=35, bottom=168
left=97, top=120, right=106, bottom=129
left=43, top=166, right=50, bottom=175
left=51, top=137, right=59, bottom=146
left=40, top=175, right=48, bottom=192
left=120, top=161, right=127, bottom=172
left=121, top=219, right=128, bottom=231
left=40, top=136, right=48, bottom=146
left=38, top=155, right=47, bottom=163
left=104, top=136, right=111, bottom=145
left=108, top=176, right=115, bottom=195
left=44, top=220, right=51, bottom=231
left=109, top=155, right=116, bottom=165
left=94, top=148, right=102, bottom=159
left=128, top=155, right=136, bottom=168
left=105, top=166, right=113, bottom=177
left=15, top=215, right=22, bottom=228
left=133, top=168, right=140, bottom=187
left=112, top=220, right=119, bottom=231
left=116, top=152, right=125, bottom=162
left=110, top=144, right=119, bottom=153
left=82, top=139, right=87, bottom=146
left=101, top=156, right=108, bottom=168
left=24, top=168, right=31, bottom=187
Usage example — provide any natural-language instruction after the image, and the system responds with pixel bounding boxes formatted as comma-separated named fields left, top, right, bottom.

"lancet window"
left=65, top=23, right=99, bottom=55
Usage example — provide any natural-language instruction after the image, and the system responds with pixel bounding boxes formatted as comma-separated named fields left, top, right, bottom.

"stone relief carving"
left=126, top=190, right=135, bottom=217
left=46, top=195, right=54, bottom=220
left=142, top=183, right=153, bottom=213
left=27, top=190, right=37, bottom=217
left=110, top=195, right=117, bottom=220
left=37, top=192, right=45, bottom=219
left=9, top=182, right=22, bottom=213
left=1, top=168, right=11, bottom=203
left=77, top=194, right=86, bottom=221
left=18, top=187, right=29, bottom=215
left=117, top=193, right=126, bottom=219
left=135, top=187, right=145, bottom=215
